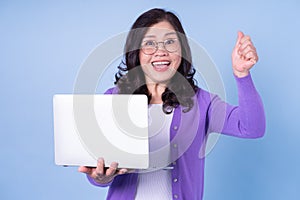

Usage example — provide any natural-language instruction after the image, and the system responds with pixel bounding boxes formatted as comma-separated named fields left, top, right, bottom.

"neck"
left=147, top=83, right=167, bottom=104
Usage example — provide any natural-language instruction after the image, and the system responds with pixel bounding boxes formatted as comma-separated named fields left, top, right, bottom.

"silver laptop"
left=53, top=94, right=149, bottom=169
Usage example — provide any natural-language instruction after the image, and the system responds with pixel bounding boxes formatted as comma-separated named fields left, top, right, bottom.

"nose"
left=155, top=42, right=168, bottom=55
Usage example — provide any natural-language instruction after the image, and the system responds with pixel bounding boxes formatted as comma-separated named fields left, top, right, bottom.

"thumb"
left=78, top=166, right=93, bottom=175
left=235, top=31, right=244, bottom=47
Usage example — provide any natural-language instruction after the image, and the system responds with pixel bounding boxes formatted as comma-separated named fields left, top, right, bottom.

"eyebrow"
left=165, top=32, right=177, bottom=37
left=143, top=32, right=177, bottom=39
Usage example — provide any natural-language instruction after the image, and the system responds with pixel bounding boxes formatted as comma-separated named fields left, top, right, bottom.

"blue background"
left=1, top=0, right=299, bottom=199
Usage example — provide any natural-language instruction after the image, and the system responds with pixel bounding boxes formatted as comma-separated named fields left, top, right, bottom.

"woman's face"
left=139, top=21, right=182, bottom=85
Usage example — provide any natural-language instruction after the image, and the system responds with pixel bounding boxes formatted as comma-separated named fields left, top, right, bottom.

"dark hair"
left=115, top=8, right=198, bottom=113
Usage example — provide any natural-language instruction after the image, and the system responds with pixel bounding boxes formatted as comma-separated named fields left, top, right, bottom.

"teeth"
left=152, top=61, right=170, bottom=65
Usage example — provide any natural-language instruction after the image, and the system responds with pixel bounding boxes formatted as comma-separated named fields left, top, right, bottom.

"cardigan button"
left=173, top=126, right=178, bottom=130
left=174, top=194, right=178, bottom=199
left=173, top=143, right=178, bottom=148
left=173, top=178, right=178, bottom=182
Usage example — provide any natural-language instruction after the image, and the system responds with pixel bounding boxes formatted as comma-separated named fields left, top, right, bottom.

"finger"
left=250, top=57, right=258, bottom=65
left=95, top=158, right=105, bottom=175
left=127, top=169, right=137, bottom=173
left=249, top=52, right=258, bottom=63
left=240, top=45, right=256, bottom=58
left=240, top=35, right=251, bottom=44
left=78, top=166, right=93, bottom=175
left=117, top=168, right=137, bottom=175
left=106, top=162, right=119, bottom=176
left=245, top=59, right=256, bottom=67
left=118, top=168, right=128, bottom=175
left=239, top=40, right=252, bottom=52
left=235, top=31, right=244, bottom=48
left=244, top=51, right=257, bottom=61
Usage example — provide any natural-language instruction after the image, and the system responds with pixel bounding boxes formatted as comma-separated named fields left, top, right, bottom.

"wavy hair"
left=115, top=8, right=198, bottom=114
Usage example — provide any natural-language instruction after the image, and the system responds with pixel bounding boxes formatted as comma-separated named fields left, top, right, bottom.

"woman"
left=78, top=8, right=265, bottom=200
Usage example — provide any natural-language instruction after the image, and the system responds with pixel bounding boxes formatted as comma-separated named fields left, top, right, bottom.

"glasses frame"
left=140, top=38, right=180, bottom=55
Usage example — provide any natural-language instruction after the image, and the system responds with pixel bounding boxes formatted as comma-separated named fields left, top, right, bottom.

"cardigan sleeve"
left=86, top=175, right=113, bottom=187
left=207, top=73, right=266, bottom=138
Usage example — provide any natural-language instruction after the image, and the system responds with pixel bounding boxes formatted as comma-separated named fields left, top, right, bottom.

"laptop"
left=53, top=94, right=149, bottom=169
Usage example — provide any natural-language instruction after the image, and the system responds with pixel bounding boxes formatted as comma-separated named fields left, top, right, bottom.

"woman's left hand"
left=232, top=31, right=259, bottom=77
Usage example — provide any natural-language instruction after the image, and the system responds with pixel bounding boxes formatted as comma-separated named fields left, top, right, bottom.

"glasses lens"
left=164, top=39, right=179, bottom=53
left=141, top=40, right=156, bottom=55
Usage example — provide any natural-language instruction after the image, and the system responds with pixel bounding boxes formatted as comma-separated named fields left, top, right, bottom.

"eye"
left=143, top=40, right=156, bottom=46
left=165, top=38, right=177, bottom=45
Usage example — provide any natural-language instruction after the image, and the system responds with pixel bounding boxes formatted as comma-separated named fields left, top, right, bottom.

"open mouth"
left=151, top=61, right=171, bottom=72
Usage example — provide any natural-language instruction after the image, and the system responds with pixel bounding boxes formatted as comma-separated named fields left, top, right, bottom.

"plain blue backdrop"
left=1, top=0, right=299, bottom=199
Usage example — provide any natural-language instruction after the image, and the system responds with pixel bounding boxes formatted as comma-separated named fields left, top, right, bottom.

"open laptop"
left=53, top=94, right=149, bottom=169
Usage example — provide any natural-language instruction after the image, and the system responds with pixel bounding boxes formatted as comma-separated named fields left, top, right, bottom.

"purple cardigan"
left=87, top=74, right=266, bottom=200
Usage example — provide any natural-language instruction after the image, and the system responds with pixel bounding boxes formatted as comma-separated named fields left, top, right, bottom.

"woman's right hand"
left=78, top=158, right=130, bottom=184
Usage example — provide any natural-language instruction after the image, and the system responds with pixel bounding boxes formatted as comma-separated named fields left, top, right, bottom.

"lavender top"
left=87, top=74, right=266, bottom=200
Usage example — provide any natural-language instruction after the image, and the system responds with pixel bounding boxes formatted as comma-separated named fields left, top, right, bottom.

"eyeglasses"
left=141, top=38, right=180, bottom=55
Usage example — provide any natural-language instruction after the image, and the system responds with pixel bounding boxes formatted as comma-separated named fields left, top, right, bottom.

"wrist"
left=87, top=174, right=113, bottom=187
left=94, top=176, right=114, bottom=184
left=233, top=70, right=249, bottom=78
